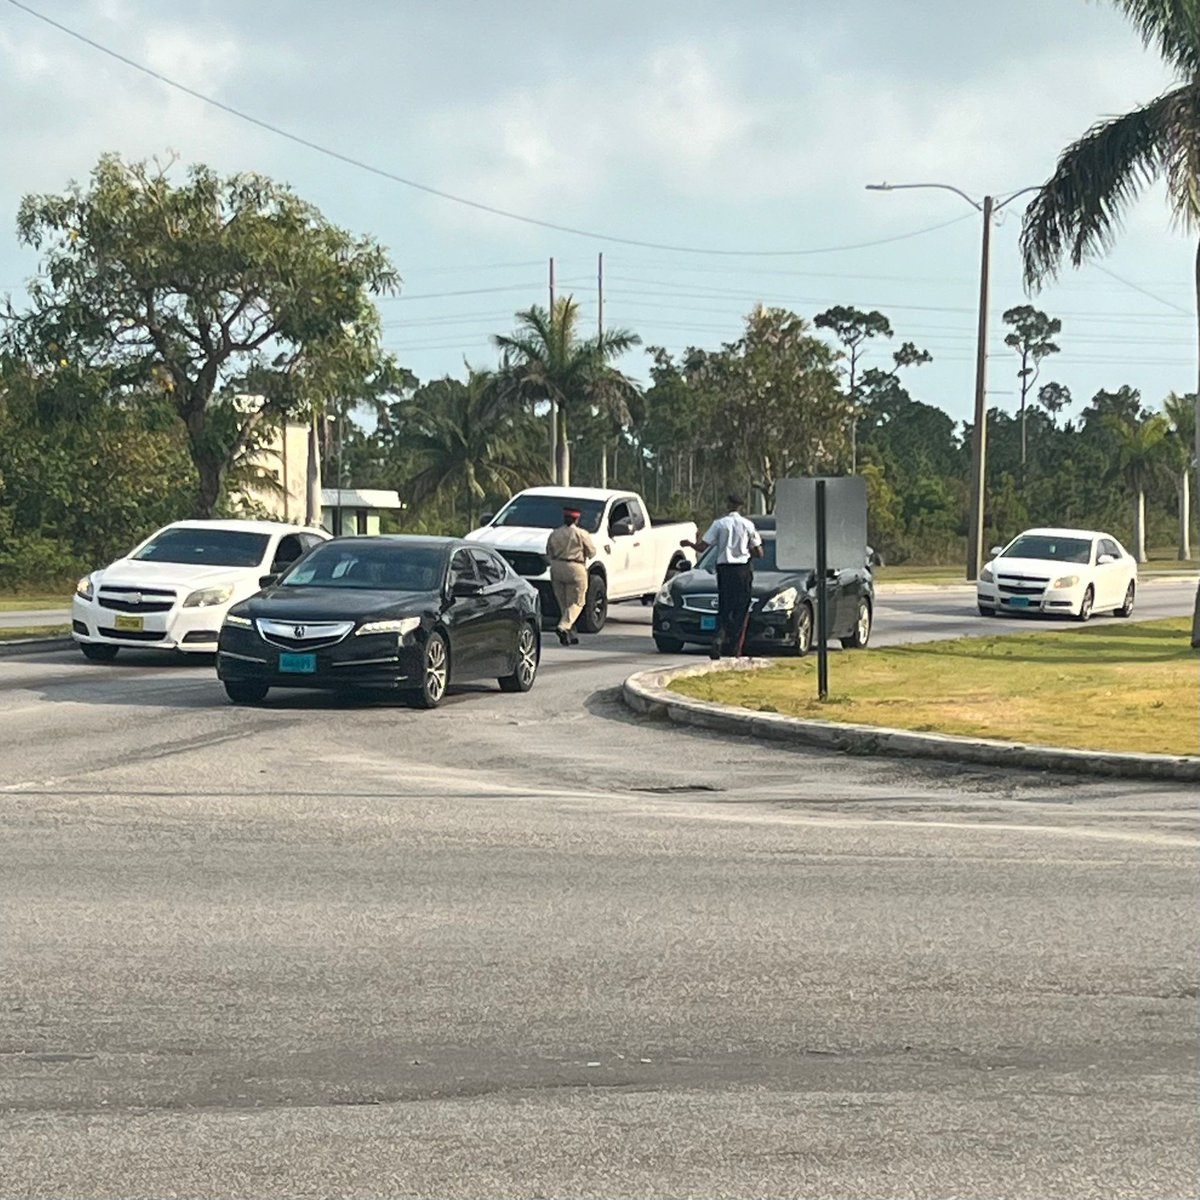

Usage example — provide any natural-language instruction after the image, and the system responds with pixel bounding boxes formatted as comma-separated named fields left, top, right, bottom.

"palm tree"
left=1164, top=391, right=1197, bottom=559
left=404, top=371, right=544, bottom=530
left=1105, top=412, right=1169, bottom=562
left=493, top=297, right=641, bottom=486
left=1019, top=0, right=1200, bottom=639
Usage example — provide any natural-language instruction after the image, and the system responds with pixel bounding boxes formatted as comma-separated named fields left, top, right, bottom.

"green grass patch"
left=670, top=617, right=1200, bottom=757
left=0, top=593, right=71, bottom=611
left=0, top=624, right=72, bottom=642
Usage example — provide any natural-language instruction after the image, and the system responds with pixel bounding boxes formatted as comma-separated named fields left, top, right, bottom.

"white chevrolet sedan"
left=72, top=520, right=330, bottom=661
left=976, top=528, right=1137, bottom=622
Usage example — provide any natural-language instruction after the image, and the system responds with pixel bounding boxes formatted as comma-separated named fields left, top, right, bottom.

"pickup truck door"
left=607, top=497, right=655, bottom=597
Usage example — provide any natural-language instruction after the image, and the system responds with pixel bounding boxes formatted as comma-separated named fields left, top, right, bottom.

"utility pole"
left=965, top=194, right=994, bottom=584
left=598, top=252, right=606, bottom=488
left=548, top=256, right=558, bottom=485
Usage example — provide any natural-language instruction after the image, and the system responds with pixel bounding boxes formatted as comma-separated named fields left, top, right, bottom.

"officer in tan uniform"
left=546, top=506, right=596, bottom=645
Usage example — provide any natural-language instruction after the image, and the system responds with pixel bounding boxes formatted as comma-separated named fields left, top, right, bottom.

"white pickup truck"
left=465, top=486, right=697, bottom=633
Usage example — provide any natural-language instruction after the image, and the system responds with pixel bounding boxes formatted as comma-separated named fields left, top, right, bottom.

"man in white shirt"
left=683, top=493, right=763, bottom=658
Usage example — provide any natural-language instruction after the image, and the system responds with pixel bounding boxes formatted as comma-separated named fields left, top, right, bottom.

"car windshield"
left=131, top=528, right=270, bottom=567
left=1003, top=534, right=1092, bottom=564
left=278, top=542, right=445, bottom=591
left=697, top=536, right=778, bottom=571
left=491, top=495, right=605, bottom=534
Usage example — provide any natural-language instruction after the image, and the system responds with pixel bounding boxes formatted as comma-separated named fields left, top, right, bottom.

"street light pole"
left=866, top=182, right=1038, bottom=580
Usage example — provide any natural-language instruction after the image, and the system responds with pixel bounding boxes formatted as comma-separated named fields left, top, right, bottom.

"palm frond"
left=1107, top=0, right=1200, bottom=75
left=1021, top=87, right=1188, bottom=287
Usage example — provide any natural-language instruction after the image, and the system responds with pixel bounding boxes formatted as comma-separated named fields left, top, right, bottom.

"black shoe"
left=556, top=629, right=570, bottom=646
left=708, top=645, right=722, bottom=660
left=568, top=634, right=579, bottom=645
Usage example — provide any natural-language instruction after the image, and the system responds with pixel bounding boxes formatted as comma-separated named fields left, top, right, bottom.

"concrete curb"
left=622, top=658, right=1200, bottom=783
left=0, top=636, right=75, bottom=658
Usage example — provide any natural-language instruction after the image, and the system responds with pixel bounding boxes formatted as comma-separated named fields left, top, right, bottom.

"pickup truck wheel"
left=577, top=574, right=607, bottom=634
left=653, top=635, right=685, bottom=653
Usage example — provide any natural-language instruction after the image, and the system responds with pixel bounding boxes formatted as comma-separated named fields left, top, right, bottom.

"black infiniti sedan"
left=651, top=521, right=875, bottom=656
left=216, top=536, right=541, bottom=708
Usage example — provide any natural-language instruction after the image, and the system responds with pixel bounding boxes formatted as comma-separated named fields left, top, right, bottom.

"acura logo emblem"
left=293, top=624, right=306, bottom=638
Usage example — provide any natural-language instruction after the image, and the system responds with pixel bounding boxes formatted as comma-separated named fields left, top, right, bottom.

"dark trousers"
left=714, top=562, right=753, bottom=655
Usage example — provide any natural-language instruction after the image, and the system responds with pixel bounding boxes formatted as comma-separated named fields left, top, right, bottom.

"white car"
left=72, top=519, right=330, bottom=661
left=976, top=527, right=1137, bottom=622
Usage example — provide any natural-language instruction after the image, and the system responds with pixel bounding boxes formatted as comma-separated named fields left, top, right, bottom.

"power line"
left=7, top=0, right=975, bottom=258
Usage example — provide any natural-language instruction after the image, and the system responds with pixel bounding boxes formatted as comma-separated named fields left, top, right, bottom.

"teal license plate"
left=700, top=615, right=717, bottom=631
left=1007, top=596, right=1031, bottom=608
left=279, top=652, right=317, bottom=673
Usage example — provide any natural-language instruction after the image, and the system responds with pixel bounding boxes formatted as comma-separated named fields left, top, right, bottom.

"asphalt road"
left=1, top=582, right=1197, bottom=1199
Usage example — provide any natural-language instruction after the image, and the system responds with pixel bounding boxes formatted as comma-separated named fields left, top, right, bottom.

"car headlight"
left=978, top=566, right=994, bottom=584
left=762, top=586, right=798, bottom=612
left=75, top=575, right=94, bottom=601
left=1052, top=574, right=1080, bottom=589
left=356, top=617, right=421, bottom=637
left=223, top=613, right=253, bottom=628
left=183, top=585, right=234, bottom=608
left=655, top=582, right=675, bottom=605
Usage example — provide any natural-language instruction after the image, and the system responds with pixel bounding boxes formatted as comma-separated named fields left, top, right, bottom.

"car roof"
left=163, top=519, right=325, bottom=535
left=324, top=534, right=473, bottom=551
left=1012, top=527, right=1109, bottom=541
left=514, top=486, right=633, bottom=501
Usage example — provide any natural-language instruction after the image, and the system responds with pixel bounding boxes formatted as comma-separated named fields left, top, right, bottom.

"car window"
left=131, top=527, right=270, bottom=567
left=492, top=495, right=605, bottom=533
left=627, top=498, right=647, bottom=532
left=469, top=548, right=507, bottom=585
left=272, top=534, right=305, bottom=569
left=1099, top=538, right=1121, bottom=559
left=449, top=549, right=479, bottom=586
left=280, top=542, right=444, bottom=591
left=609, top=500, right=631, bottom=530
left=1002, top=534, right=1092, bottom=564
left=299, top=533, right=325, bottom=552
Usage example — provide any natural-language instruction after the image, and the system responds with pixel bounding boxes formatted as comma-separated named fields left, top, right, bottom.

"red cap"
left=563, top=506, right=581, bottom=518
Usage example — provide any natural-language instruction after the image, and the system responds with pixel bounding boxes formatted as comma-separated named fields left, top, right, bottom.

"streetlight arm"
left=865, top=181, right=982, bottom=211
left=994, top=185, right=1041, bottom=212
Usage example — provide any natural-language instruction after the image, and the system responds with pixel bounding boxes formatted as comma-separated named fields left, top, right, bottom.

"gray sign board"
left=774, top=476, right=868, bottom=571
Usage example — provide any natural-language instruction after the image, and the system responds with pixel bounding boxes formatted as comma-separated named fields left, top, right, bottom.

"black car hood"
left=236, top=586, right=444, bottom=621
left=669, top=567, right=814, bottom=598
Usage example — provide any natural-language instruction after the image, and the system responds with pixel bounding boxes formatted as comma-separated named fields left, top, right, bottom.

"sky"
left=0, top=0, right=1194, bottom=432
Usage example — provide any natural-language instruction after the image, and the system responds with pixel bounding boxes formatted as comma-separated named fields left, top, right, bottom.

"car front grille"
left=682, top=593, right=720, bottom=613
left=98, top=627, right=167, bottom=641
left=501, top=551, right=548, bottom=577
left=997, top=574, right=1049, bottom=597
left=97, top=586, right=176, bottom=613
left=256, top=619, right=354, bottom=651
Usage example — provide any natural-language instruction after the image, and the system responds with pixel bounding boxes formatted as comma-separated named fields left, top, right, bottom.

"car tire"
left=577, top=573, right=607, bottom=634
left=840, top=598, right=872, bottom=649
left=1114, top=581, right=1135, bottom=618
left=80, top=642, right=119, bottom=663
left=653, top=635, right=685, bottom=653
left=792, top=602, right=814, bottom=657
left=977, top=603, right=997, bottom=617
left=414, top=631, right=450, bottom=708
left=499, top=622, right=539, bottom=692
left=1075, top=585, right=1095, bottom=622
left=224, top=680, right=269, bottom=704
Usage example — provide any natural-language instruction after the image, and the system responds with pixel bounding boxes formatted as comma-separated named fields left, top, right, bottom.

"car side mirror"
left=451, top=578, right=484, bottom=598
left=259, top=573, right=278, bottom=589
left=989, top=545, right=1003, bottom=558
left=1097, top=553, right=1116, bottom=565
left=480, top=512, right=494, bottom=526
left=611, top=517, right=634, bottom=537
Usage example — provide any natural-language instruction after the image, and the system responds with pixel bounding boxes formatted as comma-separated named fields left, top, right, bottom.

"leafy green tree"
left=4, top=154, right=399, bottom=517
left=1002, top=305, right=1062, bottom=467
left=1105, top=411, right=1170, bottom=561
left=493, top=297, right=641, bottom=487
left=1019, top=0, right=1200, bottom=639
left=402, top=371, right=545, bottom=530
left=814, top=306, right=893, bottom=472
left=1037, top=381, right=1072, bottom=419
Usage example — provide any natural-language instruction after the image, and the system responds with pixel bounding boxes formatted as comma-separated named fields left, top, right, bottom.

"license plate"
left=1007, top=596, right=1031, bottom=608
left=279, top=652, right=317, bottom=673
left=114, top=614, right=144, bottom=631
left=700, top=615, right=717, bottom=631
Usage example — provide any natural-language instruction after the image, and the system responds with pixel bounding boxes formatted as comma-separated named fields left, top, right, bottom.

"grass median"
left=669, top=617, right=1199, bottom=757
left=0, top=594, right=69, bottom=611
left=0, top=624, right=71, bottom=642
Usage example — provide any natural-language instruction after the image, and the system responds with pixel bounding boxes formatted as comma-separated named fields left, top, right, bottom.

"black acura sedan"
left=651, top=521, right=875, bottom=656
left=216, top=536, right=541, bottom=708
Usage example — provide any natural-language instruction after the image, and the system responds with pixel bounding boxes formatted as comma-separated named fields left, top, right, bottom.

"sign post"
left=815, top=479, right=829, bottom=700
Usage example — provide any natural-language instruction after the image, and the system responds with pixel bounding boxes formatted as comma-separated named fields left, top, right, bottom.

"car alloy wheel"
left=1115, top=581, right=1135, bottom=618
left=1076, top=585, right=1094, bottom=622
left=793, top=603, right=813, bottom=656
left=841, top=598, right=872, bottom=649
left=499, top=623, right=539, bottom=692
left=417, top=632, right=449, bottom=708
